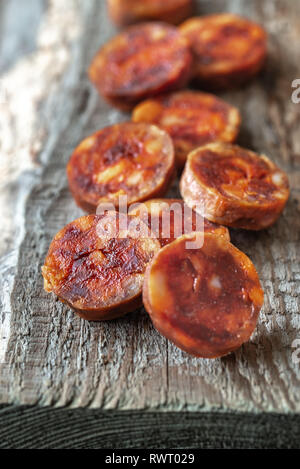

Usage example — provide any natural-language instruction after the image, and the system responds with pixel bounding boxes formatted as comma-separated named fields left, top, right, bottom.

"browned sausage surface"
left=180, top=142, right=289, bottom=230
left=143, top=233, right=264, bottom=358
left=42, top=212, right=160, bottom=321
left=132, top=91, right=241, bottom=167
left=89, top=22, right=192, bottom=109
left=129, top=198, right=229, bottom=246
left=180, top=13, right=267, bottom=89
left=67, top=123, right=175, bottom=213
left=108, top=0, right=194, bottom=26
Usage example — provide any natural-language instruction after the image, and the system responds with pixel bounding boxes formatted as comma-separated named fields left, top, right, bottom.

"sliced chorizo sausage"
left=67, top=122, right=175, bottom=213
left=180, top=142, right=289, bottom=230
left=42, top=212, right=160, bottom=321
left=129, top=198, right=229, bottom=246
left=180, top=13, right=267, bottom=90
left=132, top=90, right=241, bottom=167
left=89, top=22, right=192, bottom=109
left=108, top=0, right=194, bottom=27
left=143, top=232, right=264, bottom=358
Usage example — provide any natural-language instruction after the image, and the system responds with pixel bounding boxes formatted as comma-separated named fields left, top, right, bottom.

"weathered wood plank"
left=0, top=0, right=47, bottom=73
left=0, top=0, right=300, bottom=413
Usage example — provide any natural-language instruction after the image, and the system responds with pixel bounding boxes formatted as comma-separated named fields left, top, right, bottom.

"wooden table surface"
left=0, top=0, right=300, bottom=448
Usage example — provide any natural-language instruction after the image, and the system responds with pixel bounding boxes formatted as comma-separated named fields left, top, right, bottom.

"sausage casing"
left=67, top=123, right=175, bottom=213
left=129, top=198, right=229, bottom=246
left=143, top=232, right=264, bottom=358
left=108, top=0, right=194, bottom=26
left=180, top=13, right=267, bottom=90
left=89, top=22, right=192, bottom=109
left=180, top=142, right=289, bottom=230
left=132, top=91, right=241, bottom=167
left=42, top=212, right=160, bottom=321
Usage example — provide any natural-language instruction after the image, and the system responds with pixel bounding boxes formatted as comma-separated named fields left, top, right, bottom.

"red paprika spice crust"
left=180, top=142, right=289, bottom=230
left=143, top=232, right=264, bottom=358
left=132, top=91, right=241, bottom=167
left=180, top=13, right=267, bottom=90
left=129, top=198, right=230, bottom=246
left=89, top=22, right=192, bottom=109
left=67, top=123, right=175, bottom=213
left=42, top=212, right=160, bottom=321
left=108, top=0, right=194, bottom=27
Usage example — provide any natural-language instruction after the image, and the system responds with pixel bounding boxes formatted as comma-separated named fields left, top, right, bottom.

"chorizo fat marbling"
left=132, top=91, right=241, bottom=167
left=67, top=123, right=175, bottom=213
left=89, top=22, right=192, bottom=109
left=129, top=198, right=229, bottom=247
left=180, top=13, right=267, bottom=90
left=42, top=212, right=160, bottom=321
left=143, top=233, right=264, bottom=358
left=108, top=0, right=194, bottom=26
left=180, top=143, right=289, bottom=230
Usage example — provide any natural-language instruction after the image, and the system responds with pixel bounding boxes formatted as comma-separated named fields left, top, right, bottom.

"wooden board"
left=1, top=405, right=300, bottom=449
left=0, top=0, right=300, bottom=420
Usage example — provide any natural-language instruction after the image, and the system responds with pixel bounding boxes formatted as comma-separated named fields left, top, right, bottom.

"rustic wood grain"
left=0, top=0, right=300, bottom=418
left=1, top=405, right=300, bottom=449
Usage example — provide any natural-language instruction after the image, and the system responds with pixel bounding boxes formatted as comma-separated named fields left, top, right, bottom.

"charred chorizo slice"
left=132, top=91, right=241, bottom=167
left=42, top=212, right=160, bottom=321
left=180, top=13, right=267, bottom=89
left=143, top=232, right=264, bottom=358
left=108, top=0, right=194, bottom=27
left=67, top=122, right=175, bottom=213
left=89, top=22, right=192, bottom=109
left=129, top=198, right=229, bottom=246
left=180, top=143, right=289, bottom=230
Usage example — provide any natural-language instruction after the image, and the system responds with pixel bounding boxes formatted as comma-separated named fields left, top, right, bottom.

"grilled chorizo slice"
left=143, top=232, right=264, bottom=358
left=180, top=13, right=267, bottom=90
left=89, top=22, right=192, bottom=109
left=42, top=212, right=160, bottom=321
left=67, top=122, right=175, bottom=213
left=108, top=0, right=194, bottom=27
left=129, top=198, right=229, bottom=246
left=180, top=143, right=289, bottom=230
left=132, top=91, right=241, bottom=167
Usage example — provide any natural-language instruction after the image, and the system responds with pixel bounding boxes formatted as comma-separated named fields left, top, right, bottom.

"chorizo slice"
left=108, top=0, right=194, bottom=27
left=180, top=13, right=267, bottom=90
left=67, top=122, right=175, bottom=213
left=143, top=232, right=264, bottom=358
left=129, top=198, right=229, bottom=246
left=89, top=22, right=192, bottom=109
left=42, top=212, right=160, bottom=321
left=180, top=142, right=289, bottom=230
left=132, top=90, right=241, bottom=168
